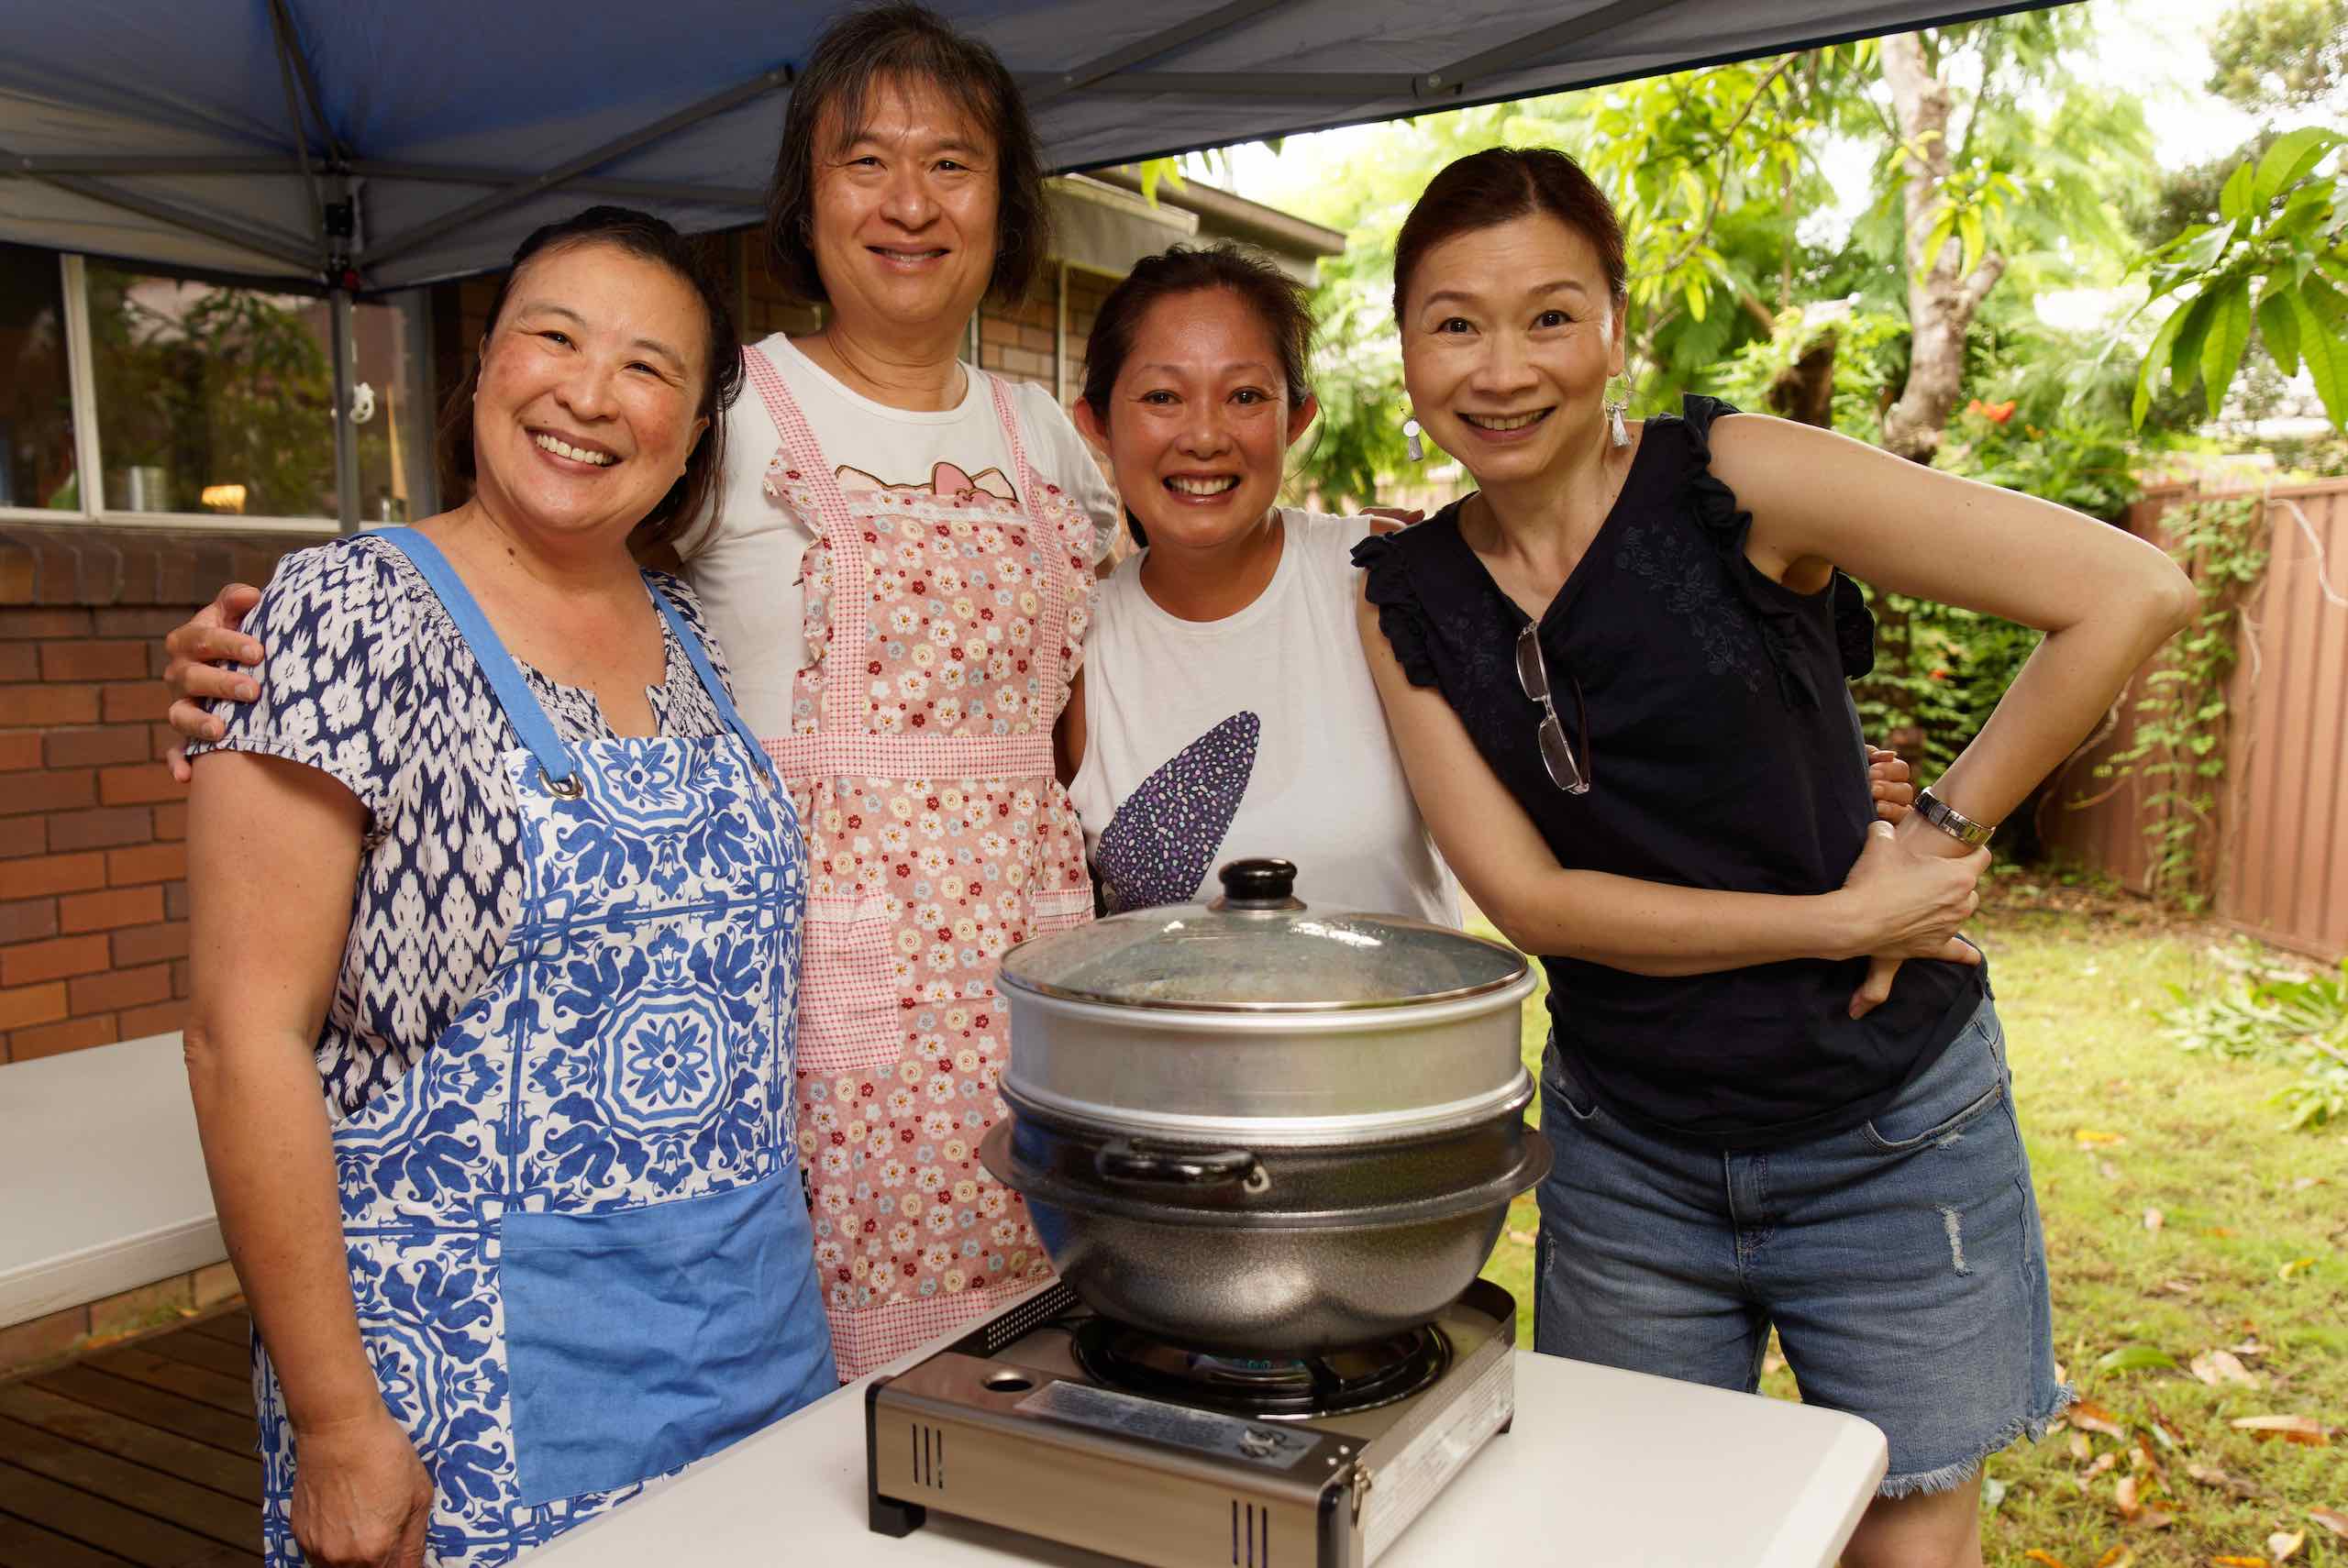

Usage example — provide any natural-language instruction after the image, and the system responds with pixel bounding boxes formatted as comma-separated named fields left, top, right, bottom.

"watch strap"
left=1915, top=787, right=1995, bottom=848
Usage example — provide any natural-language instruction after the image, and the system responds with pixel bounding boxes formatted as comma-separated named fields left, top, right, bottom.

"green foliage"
left=2207, top=0, right=2348, bottom=115
left=1708, top=302, right=1908, bottom=440
left=1272, top=10, right=2151, bottom=506
left=2122, top=127, right=2348, bottom=430
left=2163, top=954, right=2348, bottom=1131
left=86, top=266, right=338, bottom=517
left=2083, top=498, right=2268, bottom=904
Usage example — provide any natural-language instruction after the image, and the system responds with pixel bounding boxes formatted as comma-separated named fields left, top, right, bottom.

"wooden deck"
left=0, top=1309, right=260, bottom=1567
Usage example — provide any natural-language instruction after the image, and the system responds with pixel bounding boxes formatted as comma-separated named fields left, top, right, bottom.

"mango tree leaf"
left=1922, top=205, right=1959, bottom=277
left=2254, top=280, right=2310, bottom=380
left=2167, top=286, right=2223, bottom=398
left=2133, top=294, right=2197, bottom=425
left=2290, top=278, right=2348, bottom=430
left=2220, top=160, right=2256, bottom=223
left=1960, top=209, right=1987, bottom=279
left=2178, top=221, right=2238, bottom=275
left=2201, top=275, right=2254, bottom=417
left=2098, top=1343, right=2179, bottom=1372
left=2254, top=127, right=2347, bottom=208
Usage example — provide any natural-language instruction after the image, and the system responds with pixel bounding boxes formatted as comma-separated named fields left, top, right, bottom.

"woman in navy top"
left=1356, top=149, right=2193, bottom=1568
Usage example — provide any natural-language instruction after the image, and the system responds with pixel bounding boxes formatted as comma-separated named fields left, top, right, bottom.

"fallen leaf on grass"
left=2190, top=1350, right=2263, bottom=1389
left=2266, top=1529, right=2303, bottom=1562
left=2162, top=1278, right=2198, bottom=1296
left=2133, top=1508, right=2176, bottom=1529
left=2077, top=1129, right=2128, bottom=1146
left=2206, top=1557, right=2266, bottom=1566
left=2145, top=1208, right=2165, bottom=1231
left=2071, top=1431, right=2094, bottom=1462
left=1761, top=1347, right=1787, bottom=1376
left=2232, top=1337, right=2267, bottom=1359
left=2094, top=1546, right=2137, bottom=1567
left=2309, top=1508, right=2348, bottom=1541
left=2186, top=1463, right=2265, bottom=1499
left=2149, top=1406, right=2187, bottom=1449
left=2073, top=1401, right=2132, bottom=1440
left=2100, top=1159, right=2126, bottom=1181
left=1504, top=1229, right=1534, bottom=1245
left=2116, top=1475, right=2140, bottom=1518
left=2207, top=1226, right=2237, bottom=1238
left=2084, top=1452, right=2120, bottom=1482
left=2276, top=1257, right=2316, bottom=1281
left=2230, top=1415, right=2330, bottom=1445
left=2101, top=1344, right=2179, bottom=1373
left=2022, top=1552, right=2069, bottom=1568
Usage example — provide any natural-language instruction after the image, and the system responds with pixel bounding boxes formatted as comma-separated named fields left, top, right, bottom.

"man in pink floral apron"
left=743, top=346, right=1098, bottom=1375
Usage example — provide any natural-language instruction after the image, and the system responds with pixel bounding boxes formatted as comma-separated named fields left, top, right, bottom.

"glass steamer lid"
left=997, top=858, right=1526, bottom=1012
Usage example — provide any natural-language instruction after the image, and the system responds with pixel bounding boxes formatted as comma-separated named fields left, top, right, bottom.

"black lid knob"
left=1214, top=858, right=1302, bottom=911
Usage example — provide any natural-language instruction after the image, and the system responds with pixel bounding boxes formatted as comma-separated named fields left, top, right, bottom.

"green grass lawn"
left=1474, top=899, right=2347, bottom=1567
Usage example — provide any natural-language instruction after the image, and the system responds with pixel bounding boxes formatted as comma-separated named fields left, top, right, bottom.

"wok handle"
left=1094, top=1140, right=1264, bottom=1191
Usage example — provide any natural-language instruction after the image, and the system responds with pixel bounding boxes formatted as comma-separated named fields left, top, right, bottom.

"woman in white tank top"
left=1054, top=248, right=1456, bottom=925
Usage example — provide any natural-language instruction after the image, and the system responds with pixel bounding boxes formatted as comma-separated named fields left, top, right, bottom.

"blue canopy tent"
left=0, top=0, right=2058, bottom=521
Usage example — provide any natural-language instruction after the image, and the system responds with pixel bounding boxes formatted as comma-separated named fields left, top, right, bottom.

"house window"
left=0, top=247, right=78, bottom=512
left=0, top=240, right=432, bottom=530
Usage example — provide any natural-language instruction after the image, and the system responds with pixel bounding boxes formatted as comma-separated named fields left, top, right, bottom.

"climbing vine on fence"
left=2083, top=496, right=2268, bottom=905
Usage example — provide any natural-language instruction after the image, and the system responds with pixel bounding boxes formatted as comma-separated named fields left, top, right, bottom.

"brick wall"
left=0, top=526, right=307, bottom=1063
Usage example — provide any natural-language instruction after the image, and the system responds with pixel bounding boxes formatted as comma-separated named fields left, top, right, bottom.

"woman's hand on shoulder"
left=162, top=582, right=266, bottom=780
left=288, top=1408, right=432, bottom=1568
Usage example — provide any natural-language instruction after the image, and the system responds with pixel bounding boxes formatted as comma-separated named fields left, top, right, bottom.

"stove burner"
left=1072, top=1320, right=1451, bottom=1419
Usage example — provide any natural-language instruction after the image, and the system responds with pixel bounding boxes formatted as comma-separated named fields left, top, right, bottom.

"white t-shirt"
left=681, top=332, right=1119, bottom=739
left=1069, top=509, right=1457, bottom=926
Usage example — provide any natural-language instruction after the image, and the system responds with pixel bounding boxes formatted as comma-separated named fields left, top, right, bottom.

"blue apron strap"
left=363, top=528, right=579, bottom=790
left=647, top=582, right=783, bottom=796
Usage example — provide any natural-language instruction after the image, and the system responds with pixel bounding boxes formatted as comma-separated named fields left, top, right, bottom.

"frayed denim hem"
left=1877, top=1383, right=2078, bottom=1499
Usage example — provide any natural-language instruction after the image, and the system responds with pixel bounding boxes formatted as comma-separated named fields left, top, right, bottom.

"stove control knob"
left=1239, top=1427, right=1280, bottom=1457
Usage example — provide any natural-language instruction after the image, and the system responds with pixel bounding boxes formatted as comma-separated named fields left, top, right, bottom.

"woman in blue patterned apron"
left=182, top=207, right=836, bottom=1568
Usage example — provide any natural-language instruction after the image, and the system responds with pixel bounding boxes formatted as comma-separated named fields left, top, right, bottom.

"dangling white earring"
left=1605, top=397, right=1629, bottom=449
left=1402, top=415, right=1424, bottom=464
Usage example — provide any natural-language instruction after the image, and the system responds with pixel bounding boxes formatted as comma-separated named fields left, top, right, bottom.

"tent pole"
left=0, top=145, right=318, bottom=270
left=1415, top=0, right=1654, bottom=95
left=267, top=0, right=328, bottom=263
left=331, top=288, right=360, bottom=532
left=1032, top=0, right=1298, bottom=102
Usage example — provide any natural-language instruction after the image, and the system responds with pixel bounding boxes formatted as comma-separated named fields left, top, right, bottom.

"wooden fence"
left=2041, top=479, right=2348, bottom=961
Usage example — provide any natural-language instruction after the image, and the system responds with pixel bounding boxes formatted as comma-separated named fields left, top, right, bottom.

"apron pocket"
left=1030, top=883, right=1092, bottom=936
left=502, top=1169, right=836, bottom=1505
left=796, top=891, right=901, bottom=1074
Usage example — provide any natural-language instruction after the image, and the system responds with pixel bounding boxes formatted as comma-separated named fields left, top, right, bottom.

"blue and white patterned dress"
left=194, top=532, right=836, bottom=1565
left=193, top=536, right=733, bottom=1124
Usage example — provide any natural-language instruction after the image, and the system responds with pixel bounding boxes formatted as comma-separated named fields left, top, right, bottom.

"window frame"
left=0, top=250, right=433, bottom=536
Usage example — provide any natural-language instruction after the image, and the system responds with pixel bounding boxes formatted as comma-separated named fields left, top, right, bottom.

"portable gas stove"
left=865, top=1279, right=1517, bottom=1568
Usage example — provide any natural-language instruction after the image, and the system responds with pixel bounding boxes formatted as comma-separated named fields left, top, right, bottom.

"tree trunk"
left=1769, top=329, right=1838, bottom=428
left=1878, top=31, right=2008, bottom=464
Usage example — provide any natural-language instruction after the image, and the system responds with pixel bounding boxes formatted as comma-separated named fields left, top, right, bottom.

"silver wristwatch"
left=1914, top=787, right=1995, bottom=848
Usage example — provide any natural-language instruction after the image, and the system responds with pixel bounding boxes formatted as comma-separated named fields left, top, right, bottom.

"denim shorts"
left=1533, top=999, right=2072, bottom=1496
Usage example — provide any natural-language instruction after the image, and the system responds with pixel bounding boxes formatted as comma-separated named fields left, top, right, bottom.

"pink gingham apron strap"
left=980, top=373, right=1076, bottom=704
left=742, top=344, right=869, bottom=736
